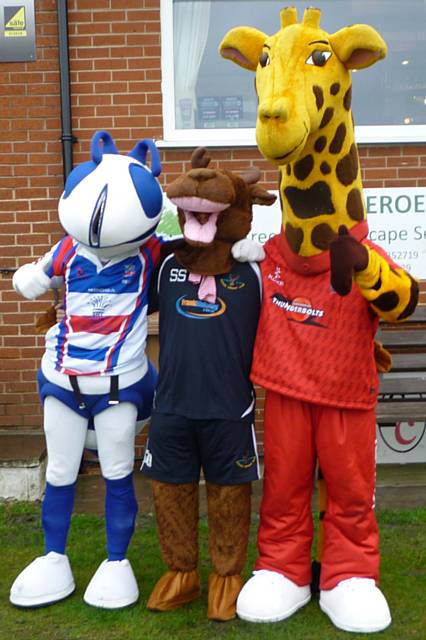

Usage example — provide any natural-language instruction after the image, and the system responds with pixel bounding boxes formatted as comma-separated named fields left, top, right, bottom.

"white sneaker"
left=83, top=559, right=139, bottom=609
left=10, top=551, right=75, bottom=608
left=320, top=577, right=392, bottom=633
left=236, top=569, right=311, bottom=623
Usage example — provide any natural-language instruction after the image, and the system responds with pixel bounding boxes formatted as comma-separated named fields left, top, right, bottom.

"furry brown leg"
left=206, top=482, right=251, bottom=621
left=147, top=480, right=201, bottom=611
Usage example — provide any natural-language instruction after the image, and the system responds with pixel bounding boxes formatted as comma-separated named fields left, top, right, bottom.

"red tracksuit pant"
left=255, top=391, right=379, bottom=590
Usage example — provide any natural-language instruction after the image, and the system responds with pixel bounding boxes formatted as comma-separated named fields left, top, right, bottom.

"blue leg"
left=42, top=481, right=76, bottom=554
left=105, top=473, right=138, bottom=561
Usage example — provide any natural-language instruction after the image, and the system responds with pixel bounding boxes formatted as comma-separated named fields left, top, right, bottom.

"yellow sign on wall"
left=4, top=6, right=26, bottom=37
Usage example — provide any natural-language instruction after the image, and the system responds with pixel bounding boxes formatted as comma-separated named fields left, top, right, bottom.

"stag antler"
left=191, top=147, right=211, bottom=169
left=240, top=166, right=261, bottom=184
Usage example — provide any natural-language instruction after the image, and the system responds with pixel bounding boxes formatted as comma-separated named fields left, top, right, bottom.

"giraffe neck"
left=280, top=109, right=366, bottom=257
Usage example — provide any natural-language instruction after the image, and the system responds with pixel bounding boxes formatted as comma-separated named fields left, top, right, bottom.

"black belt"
left=68, top=375, right=120, bottom=408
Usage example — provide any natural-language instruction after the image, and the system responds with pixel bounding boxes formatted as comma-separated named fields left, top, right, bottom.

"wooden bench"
left=376, top=305, right=426, bottom=424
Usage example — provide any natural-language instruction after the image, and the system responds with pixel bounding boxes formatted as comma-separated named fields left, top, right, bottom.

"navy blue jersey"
left=150, top=255, right=262, bottom=420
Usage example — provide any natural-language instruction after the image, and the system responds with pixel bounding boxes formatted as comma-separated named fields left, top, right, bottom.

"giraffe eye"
left=259, top=51, right=270, bottom=67
left=306, top=50, right=332, bottom=67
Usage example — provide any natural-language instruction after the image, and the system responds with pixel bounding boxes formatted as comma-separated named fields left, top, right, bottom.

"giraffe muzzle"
left=259, top=97, right=291, bottom=123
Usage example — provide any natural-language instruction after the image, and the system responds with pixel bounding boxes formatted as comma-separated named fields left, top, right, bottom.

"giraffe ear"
left=219, top=26, right=267, bottom=71
left=329, top=24, right=387, bottom=70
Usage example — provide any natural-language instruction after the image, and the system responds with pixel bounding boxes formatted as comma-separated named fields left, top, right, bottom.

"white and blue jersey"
left=43, top=235, right=162, bottom=377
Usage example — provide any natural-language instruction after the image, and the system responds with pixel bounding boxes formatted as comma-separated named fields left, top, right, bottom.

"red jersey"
left=251, top=231, right=384, bottom=409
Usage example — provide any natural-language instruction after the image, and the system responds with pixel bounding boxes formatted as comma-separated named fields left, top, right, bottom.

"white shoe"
left=236, top=569, right=311, bottom=623
left=320, top=577, right=392, bottom=633
left=83, top=559, right=139, bottom=609
left=10, top=551, right=75, bottom=608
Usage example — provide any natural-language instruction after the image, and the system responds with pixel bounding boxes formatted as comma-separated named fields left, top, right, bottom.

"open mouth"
left=171, top=196, right=228, bottom=245
left=272, top=122, right=309, bottom=161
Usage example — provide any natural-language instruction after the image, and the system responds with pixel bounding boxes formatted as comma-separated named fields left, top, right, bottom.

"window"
left=160, top=0, right=426, bottom=146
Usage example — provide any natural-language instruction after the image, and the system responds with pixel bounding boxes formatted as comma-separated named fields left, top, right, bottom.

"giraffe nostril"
left=259, top=99, right=290, bottom=122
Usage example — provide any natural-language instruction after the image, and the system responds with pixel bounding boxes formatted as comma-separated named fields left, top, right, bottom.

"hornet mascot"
left=10, top=131, right=164, bottom=610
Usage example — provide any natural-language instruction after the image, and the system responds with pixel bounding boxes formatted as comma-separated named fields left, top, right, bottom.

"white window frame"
left=159, top=0, right=426, bottom=148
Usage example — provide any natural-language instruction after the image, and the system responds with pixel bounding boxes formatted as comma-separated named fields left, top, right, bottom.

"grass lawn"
left=1, top=502, right=425, bottom=640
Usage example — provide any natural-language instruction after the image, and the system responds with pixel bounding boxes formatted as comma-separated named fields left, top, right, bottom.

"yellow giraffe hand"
left=354, top=246, right=419, bottom=322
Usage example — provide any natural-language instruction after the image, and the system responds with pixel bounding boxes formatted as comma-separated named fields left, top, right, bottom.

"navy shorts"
left=37, top=361, right=157, bottom=422
left=141, top=410, right=260, bottom=485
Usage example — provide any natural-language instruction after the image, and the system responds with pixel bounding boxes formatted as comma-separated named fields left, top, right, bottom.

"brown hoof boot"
left=207, top=572, right=243, bottom=621
left=147, top=570, right=201, bottom=611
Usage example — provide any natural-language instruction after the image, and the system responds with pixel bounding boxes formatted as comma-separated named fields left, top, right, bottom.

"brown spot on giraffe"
left=314, top=136, right=327, bottom=153
left=293, top=155, right=314, bottom=181
left=343, top=86, right=352, bottom=110
left=346, top=188, right=364, bottom=220
left=330, top=82, right=340, bottom=95
left=312, top=85, right=324, bottom=111
left=319, top=107, right=334, bottom=129
left=336, top=144, right=359, bottom=186
left=285, top=222, right=304, bottom=253
left=372, top=291, right=400, bottom=312
left=320, top=161, right=331, bottom=175
left=311, top=223, right=337, bottom=250
left=284, top=181, right=335, bottom=219
left=398, top=277, right=419, bottom=320
left=329, top=123, right=346, bottom=154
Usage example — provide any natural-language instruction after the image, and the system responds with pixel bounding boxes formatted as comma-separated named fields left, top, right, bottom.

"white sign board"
left=376, top=422, right=426, bottom=464
left=249, top=187, right=426, bottom=279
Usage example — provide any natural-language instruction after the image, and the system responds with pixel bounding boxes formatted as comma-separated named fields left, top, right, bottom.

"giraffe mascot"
left=220, top=6, right=419, bottom=634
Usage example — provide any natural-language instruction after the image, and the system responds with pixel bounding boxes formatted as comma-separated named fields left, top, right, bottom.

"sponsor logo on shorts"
left=236, top=455, right=256, bottom=469
left=176, top=295, right=226, bottom=319
left=271, top=293, right=327, bottom=328
left=220, top=273, right=245, bottom=291
left=142, top=447, right=152, bottom=468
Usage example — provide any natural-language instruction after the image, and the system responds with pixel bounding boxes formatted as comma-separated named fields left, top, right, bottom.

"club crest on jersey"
left=268, top=266, right=284, bottom=287
left=122, top=262, right=137, bottom=284
left=271, top=293, right=327, bottom=328
left=90, top=294, right=112, bottom=317
left=176, top=295, right=226, bottom=319
left=123, top=263, right=137, bottom=279
left=220, top=273, right=245, bottom=291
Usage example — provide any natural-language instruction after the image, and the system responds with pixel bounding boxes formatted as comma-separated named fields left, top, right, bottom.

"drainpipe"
left=57, top=0, right=76, bottom=182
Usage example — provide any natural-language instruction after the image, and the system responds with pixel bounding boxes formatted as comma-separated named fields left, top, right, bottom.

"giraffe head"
left=220, top=7, right=387, bottom=257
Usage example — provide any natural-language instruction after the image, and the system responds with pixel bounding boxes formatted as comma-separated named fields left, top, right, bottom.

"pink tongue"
left=188, top=273, right=217, bottom=302
left=184, top=211, right=219, bottom=244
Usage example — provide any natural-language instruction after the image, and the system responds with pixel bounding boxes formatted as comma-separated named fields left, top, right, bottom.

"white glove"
left=13, top=254, right=53, bottom=300
left=231, top=238, right=265, bottom=263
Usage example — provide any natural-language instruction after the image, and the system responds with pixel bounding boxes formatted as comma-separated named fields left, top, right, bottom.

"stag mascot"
left=10, top=131, right=164, bottom=610
left=141, top=148, right=276, bottom=621
left=220, top=7, right=419, bottom=633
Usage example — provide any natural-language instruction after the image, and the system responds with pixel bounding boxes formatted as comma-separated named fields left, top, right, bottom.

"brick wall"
left=0, top=0, right=425, bottom=447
